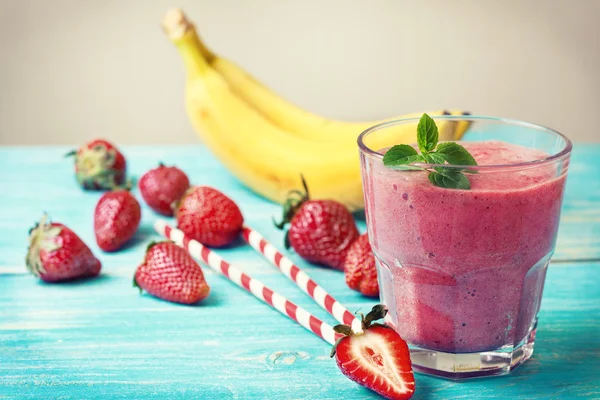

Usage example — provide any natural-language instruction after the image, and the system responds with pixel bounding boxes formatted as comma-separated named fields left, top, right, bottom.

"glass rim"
left=357, top=115, right=573, bottom=171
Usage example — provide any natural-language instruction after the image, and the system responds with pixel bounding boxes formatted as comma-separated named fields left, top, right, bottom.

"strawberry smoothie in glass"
left=358, top=115, right=571, bottom=379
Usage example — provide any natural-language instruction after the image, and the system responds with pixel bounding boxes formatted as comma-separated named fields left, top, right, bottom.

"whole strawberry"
left=275, top=176, right=359, bottom=270
left=94, top=189, right=141, bottom=252
left=26, top=215, right=101, bottom=282
left=344, top=233, right=379, bottom=297
left=134, top=241, right=210, bottom=304
left=66, top=139, right=126, bottom=190
left=139, top=163, right=190, bottom=216
left=175, top=186, right=243, bottom=247
left=331, top=305, right=415, bottom=400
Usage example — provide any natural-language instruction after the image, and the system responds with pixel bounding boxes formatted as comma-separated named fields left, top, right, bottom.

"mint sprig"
left=382, top=113, right=478, bottom=189
left=381, top=145, right=425, bottom=170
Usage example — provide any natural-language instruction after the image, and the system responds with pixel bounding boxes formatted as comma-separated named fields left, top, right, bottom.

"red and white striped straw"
left=241, top=226, right=362, bottom=333
left=154, top=220, right=341, bottom=345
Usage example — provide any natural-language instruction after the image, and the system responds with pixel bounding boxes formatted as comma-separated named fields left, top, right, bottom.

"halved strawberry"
left=331, top=305, right=415, bottom=400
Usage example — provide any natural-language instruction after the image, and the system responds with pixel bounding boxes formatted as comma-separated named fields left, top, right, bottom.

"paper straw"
left=241, top=226, right=362, bottom=333
left=154, top=220, right=341, bottom=345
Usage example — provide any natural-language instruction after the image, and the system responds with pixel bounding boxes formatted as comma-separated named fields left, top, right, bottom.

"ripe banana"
left=183, top=20, right=471, bottom=142
left=162, top=9, right=471, bottom=210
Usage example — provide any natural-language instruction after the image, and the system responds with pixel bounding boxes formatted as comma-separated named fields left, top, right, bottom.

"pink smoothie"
left=363, top=140, right=568, bottom=353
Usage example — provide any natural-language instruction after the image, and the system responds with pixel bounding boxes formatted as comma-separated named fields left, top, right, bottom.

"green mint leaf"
left=417, top=113, right=439, bottom=154
left=385, top=155, right=426, bottom=170
left=383, top=146, right=427, bottom=170
left=436, top=142, right=478, bottom=166
left=383, top=145, right=418, bottom=164
left=428, top=169, right=471, bottom=190
left=423, top=152, right=446, bottom=165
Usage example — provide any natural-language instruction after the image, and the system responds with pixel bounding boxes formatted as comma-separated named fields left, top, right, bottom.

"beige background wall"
left=0, top=0, right=598, bottom=145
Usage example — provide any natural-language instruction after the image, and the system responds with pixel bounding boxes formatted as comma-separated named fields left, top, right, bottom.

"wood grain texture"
left=0, top=145, right=599, bottom=399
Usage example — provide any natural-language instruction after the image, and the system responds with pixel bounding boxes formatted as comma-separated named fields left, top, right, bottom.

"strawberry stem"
left=362, top=304, right=388, bottom=331
left=273, top=174, right=310, bottom=229
left=333, top=324, right=353, bottom=336
left=300, top=174, right=310, bottom=198
left=132, top=275, right=143, bottom=293
left=26, top=214, right=60, bottom=278
left=272, top=216, right=285, bottom=230
left=330, top=337, right=345, bottom=357
left=329, top=304, right=391, bottom=358
left=145, top=241, right=162, bottom=252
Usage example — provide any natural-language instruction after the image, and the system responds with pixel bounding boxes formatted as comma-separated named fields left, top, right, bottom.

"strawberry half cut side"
left=331, top=305, right=415, bottom=400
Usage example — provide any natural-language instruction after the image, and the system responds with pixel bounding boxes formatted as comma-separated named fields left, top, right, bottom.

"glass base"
left=409, top=326, right=536, bottom=380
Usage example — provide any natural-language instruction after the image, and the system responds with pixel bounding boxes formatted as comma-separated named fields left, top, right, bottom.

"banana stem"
left=194, top=33, right=215, bottom=63
left=162, top=8, right=212, bottom=79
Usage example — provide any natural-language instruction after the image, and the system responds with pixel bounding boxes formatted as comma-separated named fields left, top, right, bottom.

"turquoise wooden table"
left=1, top=144, right=599, bottom=399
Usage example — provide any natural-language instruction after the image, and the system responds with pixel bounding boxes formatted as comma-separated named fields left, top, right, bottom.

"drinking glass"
left=358, top=116, right=572, bottom=379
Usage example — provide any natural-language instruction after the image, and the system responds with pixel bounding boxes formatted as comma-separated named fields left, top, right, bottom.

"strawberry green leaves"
left=383, top=113, right=478, bottom=190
